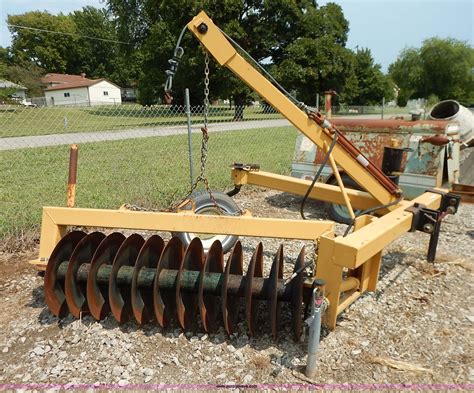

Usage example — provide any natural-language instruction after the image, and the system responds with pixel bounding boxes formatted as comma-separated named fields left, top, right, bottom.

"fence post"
left=381, top=97, right=385, bottom=119
left=185, top=88, right=194, bottom=188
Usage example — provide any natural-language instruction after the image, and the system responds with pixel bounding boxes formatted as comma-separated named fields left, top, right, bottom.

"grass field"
left=0, top=105, right=283, bottom=138
left=0, top=126, right=297, bottom=240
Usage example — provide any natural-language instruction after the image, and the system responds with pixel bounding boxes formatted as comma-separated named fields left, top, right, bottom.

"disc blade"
left=291, top=246, right=305, bottom=341
left=131, top=235, right=164, bottom=325
left=109, top=234, right=144, bottom=323
left=222, top=241, right=243, bottom=335
left=65, top=232, right=105, bottom=318
left=199, top=240, right=224, bottom=333
left=44, top=231, right=86, bottom=317
left=87, top=232, right=125, bottom=320
left=269, top=244, right=283, bottom=339
left=176, top=237, right=203, bottom=329
left=245, top=242, right=263, bottom=336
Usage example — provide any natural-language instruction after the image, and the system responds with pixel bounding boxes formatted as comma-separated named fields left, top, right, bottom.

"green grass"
left=0, top=126, right=297, bottom=239
left=0, top=105, right=283, bottom=138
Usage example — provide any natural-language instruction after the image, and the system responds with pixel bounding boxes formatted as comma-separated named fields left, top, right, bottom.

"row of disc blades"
left=44, top=231, right=306, bottom=340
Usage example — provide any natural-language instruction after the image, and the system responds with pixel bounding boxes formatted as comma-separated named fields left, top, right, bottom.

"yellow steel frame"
left=187, top=11, right=399, bottom=209
left=31, top=11, right=449, bottom=332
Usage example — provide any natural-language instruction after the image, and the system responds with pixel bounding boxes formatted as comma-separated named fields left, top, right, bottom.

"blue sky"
left=1, top=0, right=472, bottom=71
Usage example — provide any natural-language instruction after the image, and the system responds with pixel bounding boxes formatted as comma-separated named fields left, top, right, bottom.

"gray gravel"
left=0, top=187, right=472, bottom=386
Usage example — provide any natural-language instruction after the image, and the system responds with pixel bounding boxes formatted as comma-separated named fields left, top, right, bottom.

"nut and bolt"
left=423, top=223, right=434, bottom=233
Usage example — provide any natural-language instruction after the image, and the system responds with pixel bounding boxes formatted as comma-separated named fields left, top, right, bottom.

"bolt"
left=448, top=198, right=457, bottom=206
left=423, top=223, right=434, bottom=233
left=446, top=206, right=456, bottom=214
left=197, top=23, right=208, bottom=34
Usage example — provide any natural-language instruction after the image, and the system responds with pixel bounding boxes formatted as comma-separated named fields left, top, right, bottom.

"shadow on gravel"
left=265, top=192, right=327, bottom=220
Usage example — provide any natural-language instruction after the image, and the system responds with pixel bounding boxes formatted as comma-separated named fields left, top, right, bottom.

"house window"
left=103, top=91, right=109, bottom=96
left=64, top=92, right=70, bottom=97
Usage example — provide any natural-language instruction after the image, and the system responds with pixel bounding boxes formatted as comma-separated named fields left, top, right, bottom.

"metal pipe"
left=67, top=144, right=78, bottom=208
left=305, top=287, right=325, bottom=378
left=56, top=262, right=294, bottom=301
left=339, top=276, right=359, bottom=293
left=184, top=88, right=194, bottom=187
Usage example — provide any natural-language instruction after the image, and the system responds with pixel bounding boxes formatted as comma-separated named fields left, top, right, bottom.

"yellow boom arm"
left=186, top=11, right=399, bottom=208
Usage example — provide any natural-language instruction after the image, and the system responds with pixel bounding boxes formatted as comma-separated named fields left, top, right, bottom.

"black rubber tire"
left=324, top=175, right=362, bottom=224
left=174, top=191, right=241, bottom=254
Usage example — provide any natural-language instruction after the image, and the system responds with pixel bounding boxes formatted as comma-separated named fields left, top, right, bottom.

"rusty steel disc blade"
left=222, top=241, right=243, bottom=336
left=176, top=237, right=203, bottom=330
left=44, top=231, right=86, bottom=318
left=131, top=235, right=164, bottom=325
left=87, top=232, right=126, bottom=320
left=199, top=240, right=224, bottom=333
left=245, top=242, right=263, bottom=336
left=269, top=244, right=283, bottom=340
left=291, top=246, right=305, bottom=341
left=108, top=234, right=145, bottom=323
left=64, top=232, right=105, bottom=318
left=153, top=237, right=183, bottom=328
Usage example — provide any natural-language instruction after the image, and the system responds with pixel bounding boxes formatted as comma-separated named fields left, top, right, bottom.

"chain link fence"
left=0, top=102, right=297, bottom=242
left=2, top=97, right=434, bottom=244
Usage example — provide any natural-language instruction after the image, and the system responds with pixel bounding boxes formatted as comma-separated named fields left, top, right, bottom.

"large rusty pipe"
left=67, top=144, right=78, bottom=208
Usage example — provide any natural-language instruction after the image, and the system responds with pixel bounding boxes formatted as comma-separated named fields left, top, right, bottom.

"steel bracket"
left=231, top=162, right=260, bottom=172
left=426, top=189, right=461, bottom=215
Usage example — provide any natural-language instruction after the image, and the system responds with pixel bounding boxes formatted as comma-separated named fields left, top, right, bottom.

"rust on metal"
left=67, top=144, right=78, bottom=208
left=245, top=243, right=263, bottom=336
left=43, top=231, right=309, bottom=339
left=199, top=241, right=224, bottom=332
left=44, top=231, right=86, bottom=317
left=109, top=234, right=145, bottom=323
left=154, top=237, right=183, bottom=327
left=269, top=244, right=283, bottom=339
left=450, top=183, right=474, bottom=203
left=87, top=232, right=125, bottom=320
left=222, top=241, right=243, bottom=335
left=176, top=238, right=203, bottom=329
left=65, top=231, right=105, bottom=318
left=131, top=235, right=164, bottom=325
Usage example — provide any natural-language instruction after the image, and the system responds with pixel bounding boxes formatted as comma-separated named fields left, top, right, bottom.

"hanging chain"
left=127, top=50, right=224, bottom=214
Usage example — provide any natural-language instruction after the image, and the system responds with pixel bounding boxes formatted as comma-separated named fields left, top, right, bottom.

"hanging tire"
left=325, top=174, right=362, bottom=224
left=174, top=191, right=241, bottom=254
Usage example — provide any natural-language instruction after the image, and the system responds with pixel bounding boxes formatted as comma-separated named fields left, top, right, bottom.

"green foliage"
left=351, top=48, right=394, bottom=105
left=389, top=38, right=474, bottom=104
left=8, top=12, right=77, bottom=72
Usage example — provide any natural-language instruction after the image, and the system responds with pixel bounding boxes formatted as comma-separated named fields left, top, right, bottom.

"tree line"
left=1, top=1, right=472, bottom=107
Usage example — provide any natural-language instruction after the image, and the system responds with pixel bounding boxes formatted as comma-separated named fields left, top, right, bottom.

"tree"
left=8, top=11, right=78, bottom=73
left=70, top=7, right=120, bottom=79
left=7, top=8, right=124, bottom=84
left=389, top=38, right=474, bottom=105
left=351, top=48, right=394, bottom=105
left=105, top=0, right=355, bottom=114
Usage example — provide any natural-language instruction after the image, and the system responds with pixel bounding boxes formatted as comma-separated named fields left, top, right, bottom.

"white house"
left=42, top=73, right=122, bottom=106
left=0, top=79, right=27, bottom=100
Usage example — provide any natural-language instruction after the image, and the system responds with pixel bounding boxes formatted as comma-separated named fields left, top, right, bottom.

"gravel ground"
left=0, top=187, right=472, bottom=387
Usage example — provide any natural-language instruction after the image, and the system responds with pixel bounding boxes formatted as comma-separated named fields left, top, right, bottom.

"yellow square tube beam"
left=188, top=12, right=397, bottom=208
left=232, top=169, right=381, bottom=211
left=36, top=206, right=335, bottom=262
left=333, top=191, right=443, bottom=268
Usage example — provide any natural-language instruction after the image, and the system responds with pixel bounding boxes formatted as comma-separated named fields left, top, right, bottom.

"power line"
left=7, top=24, right=131, bottom=45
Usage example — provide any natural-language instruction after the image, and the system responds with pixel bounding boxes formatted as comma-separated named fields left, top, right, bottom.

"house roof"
left=45, top=78, right=104, bottom=91
left=0, top=79, right=27, bottom=90
left=41, top=73, right=88, bottom=84
left=42, top=73, right=122, bottom=91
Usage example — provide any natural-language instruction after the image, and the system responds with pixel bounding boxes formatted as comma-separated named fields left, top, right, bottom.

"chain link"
left=127, top=50, right=224, bottom=214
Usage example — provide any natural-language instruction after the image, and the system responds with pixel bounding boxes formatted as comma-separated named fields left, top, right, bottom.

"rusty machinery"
left=33, top=12, right=462, bottom=377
